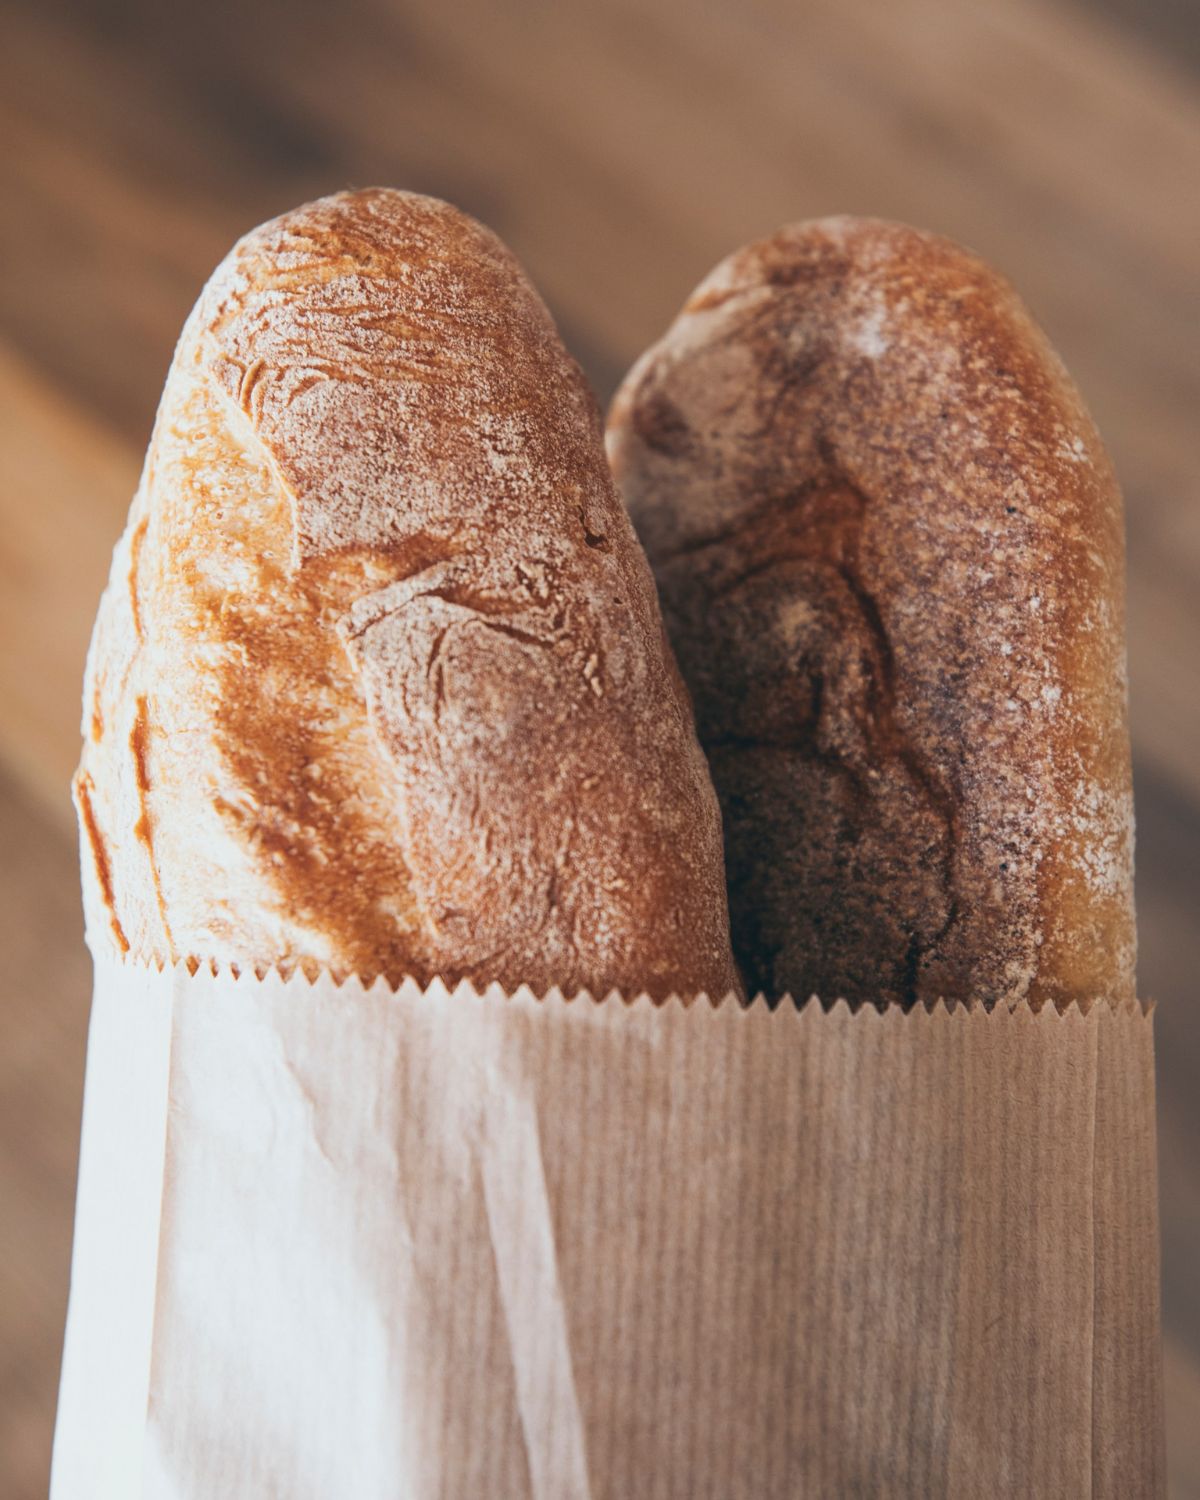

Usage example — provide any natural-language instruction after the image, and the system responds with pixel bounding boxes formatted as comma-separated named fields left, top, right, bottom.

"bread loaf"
left=607, top=217, right=1135, bottom=1010
left=76, top=188, right=739, bottom=1000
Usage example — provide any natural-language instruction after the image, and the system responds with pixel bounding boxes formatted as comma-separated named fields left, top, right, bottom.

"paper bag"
left=51, top=953, right=1164, bottom=1497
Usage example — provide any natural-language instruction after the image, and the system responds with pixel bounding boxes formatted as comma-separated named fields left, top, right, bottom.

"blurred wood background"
left=2, top=0, right=1198, bottom=1492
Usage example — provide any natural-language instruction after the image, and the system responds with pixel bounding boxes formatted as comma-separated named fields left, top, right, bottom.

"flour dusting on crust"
left=77, top=190, right=739, bottom=999
left=608, top=217, right=1135, bottom=1010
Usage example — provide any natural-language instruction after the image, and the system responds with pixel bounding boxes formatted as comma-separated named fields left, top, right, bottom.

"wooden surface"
left=1, top=0, right=1197, bottom=1492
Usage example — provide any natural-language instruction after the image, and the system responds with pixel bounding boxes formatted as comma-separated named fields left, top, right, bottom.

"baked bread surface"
left=607, top=217, right=1135, bottom=1009
left=77, top=188, right=739, bottom=999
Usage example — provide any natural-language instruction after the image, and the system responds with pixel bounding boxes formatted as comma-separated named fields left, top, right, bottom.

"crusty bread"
left=607, top=217, right=1135, bottom=1010
left=76, top=188, right=739, bottom=1000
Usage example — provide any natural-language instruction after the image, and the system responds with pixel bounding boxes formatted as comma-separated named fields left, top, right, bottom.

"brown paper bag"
left=51, top=953, right=1164, bottom=1498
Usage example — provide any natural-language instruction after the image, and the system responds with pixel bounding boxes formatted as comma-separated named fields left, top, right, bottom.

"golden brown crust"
left=76, top=189, right=739, bottom=1000
left=607, top=217, right=1135, bottom=1010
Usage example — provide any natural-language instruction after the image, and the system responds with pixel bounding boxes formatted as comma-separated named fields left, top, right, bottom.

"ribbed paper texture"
left=52, top=956, right=1164, bottom=1498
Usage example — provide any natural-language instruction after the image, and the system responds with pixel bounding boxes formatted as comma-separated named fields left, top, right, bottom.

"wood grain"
left=0, top=0, right=1196, bottom=1493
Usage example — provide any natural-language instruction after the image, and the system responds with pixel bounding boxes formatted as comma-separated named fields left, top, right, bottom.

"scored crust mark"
left=127, top=516, right=148, bottom=641
left=608, top=216, right=1134, bottom=1010
left=74, top=771, right=129, bottom=954
left=129, top=696, right=174, bottom=958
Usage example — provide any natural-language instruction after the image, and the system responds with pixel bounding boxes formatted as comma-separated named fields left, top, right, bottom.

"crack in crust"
left=653, top=466, right=960, bottom=1008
